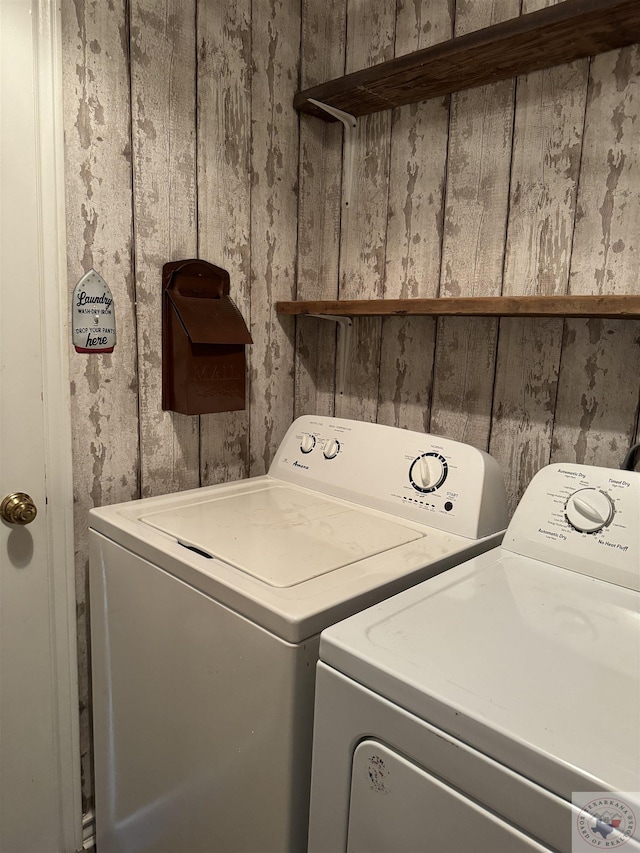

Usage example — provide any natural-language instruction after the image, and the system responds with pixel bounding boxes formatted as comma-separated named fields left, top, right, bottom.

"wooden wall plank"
left=130, top=0, right=200, bottom=498
left=376, top=0, right=452, bottom=432
left=335, top=0, right=396, bottom=423
left=552, top=319, right=640, bottom=466
left=488, top=0, right=589, bottom=513
left=569, top=47, right=640, bottom=298
left=552, top=45, right=640, bottom=468
left=430, top=0, right=519, bottom=449
left=377, top=315, right=435, bottom=432
left=249, top=0, right=300, bottom=473
left=61, top=0, right=139, bottom=810
left=491, top=317, right=562, bottom=512
left=294, top=0, right=346, bottom=418
left=197, top=0, right=252, bottom=484
left=503, top=66, right=587, bottom=297
left=383, top=0, right=451, bottom=302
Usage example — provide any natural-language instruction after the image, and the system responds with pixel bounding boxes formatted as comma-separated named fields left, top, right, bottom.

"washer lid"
left=320, top=549, right=640, bottom=797
left=141, top=483, right=423, bottom=587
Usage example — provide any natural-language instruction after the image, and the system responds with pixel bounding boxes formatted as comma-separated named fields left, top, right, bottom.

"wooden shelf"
left=294, top=0, right=640, bottom=119
left=276, top=295, right=640, bottom=319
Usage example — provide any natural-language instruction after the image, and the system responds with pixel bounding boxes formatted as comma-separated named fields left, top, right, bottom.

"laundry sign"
left=72, top=269, right=116, bottom=353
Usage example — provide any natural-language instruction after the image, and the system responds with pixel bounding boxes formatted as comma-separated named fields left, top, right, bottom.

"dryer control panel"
left=503, top=463, right=640, bottom=591
left=269, top=416, right=508, bottom=540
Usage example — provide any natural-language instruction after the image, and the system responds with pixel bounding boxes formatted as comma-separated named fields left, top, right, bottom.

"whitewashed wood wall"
left=296, top=0, right=640, bottom=513
left=61, top=0, right=639, bottom=811
left=61, top=0, right=300, bottom=808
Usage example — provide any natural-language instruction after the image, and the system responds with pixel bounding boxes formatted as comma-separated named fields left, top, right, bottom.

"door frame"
left=32, top=0, right=82, bottom=847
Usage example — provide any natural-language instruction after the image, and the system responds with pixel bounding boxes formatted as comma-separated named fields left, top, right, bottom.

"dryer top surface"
left=320, top=548, right=640, bottom=795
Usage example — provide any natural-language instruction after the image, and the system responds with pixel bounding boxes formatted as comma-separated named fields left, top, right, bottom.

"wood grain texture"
left=249, top=0, right=300, bottom=473
left=376, top=0, right=452, bottom=431
left=294, top=0, right=640, bottom=117
left=377, top=316, right=436, bottom=432
left=130, top=0, right=200, bottom=498
left=294, top=0, right=639, bottom=512
left=430, top=317, right=497, bottom=449
left=489, top=0, right=589, bottom=508
left=276, top=294, right=640, bottom=316
left=383, top=0, right=451, bottom=301
left=503, top=62, right=588, bottom=297
left=335, top=0, right=396, bottom=423
left=552, top=45, right=640, bottom=467
left=61, top=0, right=139, bottom=810
left=430, top=0, right=518, bottom=449
left=551, top=319, right=640, bottom=467
left=490, top=317, right=563, bottom=515
left=294, top=0, right=346, bottom=417
left=197, top=0, right=252, bottom=484
left=569, top=46, right=640, bottom=298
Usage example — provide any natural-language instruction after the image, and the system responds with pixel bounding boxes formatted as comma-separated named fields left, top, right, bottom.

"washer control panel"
left=503, top=463, right=639, bottom=591
left=270, top=416, right=508, bottom=540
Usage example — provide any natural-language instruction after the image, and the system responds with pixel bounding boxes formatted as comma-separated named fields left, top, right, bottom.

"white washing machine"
left=88, top=415, right=507, bottom=853
left=307, top=463, right=640, bottom=853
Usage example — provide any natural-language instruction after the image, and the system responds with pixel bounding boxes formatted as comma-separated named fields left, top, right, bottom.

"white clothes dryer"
left=88, top=415, right=507, bottom=853
left=308, top=462, right=640, bottom=853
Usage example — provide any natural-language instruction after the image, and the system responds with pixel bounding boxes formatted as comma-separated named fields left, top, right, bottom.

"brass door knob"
left=1, top=492, right=38, bottom=525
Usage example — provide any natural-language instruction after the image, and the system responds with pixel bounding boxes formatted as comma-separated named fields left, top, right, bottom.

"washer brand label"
left=293, top=460, right=309, bottom=470
left=573, top=793, right=638, bottom=850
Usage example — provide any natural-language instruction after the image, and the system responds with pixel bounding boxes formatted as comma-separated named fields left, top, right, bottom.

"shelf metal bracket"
left=310, top=314, right=352, bottom=396
left=307, top=99, right=357, bottom=207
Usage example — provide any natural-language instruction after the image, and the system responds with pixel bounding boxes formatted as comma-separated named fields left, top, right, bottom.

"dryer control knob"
left=323, top=439, right=340, bottom=459
left=565, top=488, right=614, bottom=533
left=300, top=433, right=316, bottom=454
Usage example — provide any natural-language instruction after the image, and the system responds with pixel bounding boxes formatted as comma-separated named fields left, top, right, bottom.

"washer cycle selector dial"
left=409, top=453, right=448, bottom=493
left=300, top=433, right=316, bottom=454
left=564, top=488, right=614, bottom=533
left=323, top=439, right=340, bottom=459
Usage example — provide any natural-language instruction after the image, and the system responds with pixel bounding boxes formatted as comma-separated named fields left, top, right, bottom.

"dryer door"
left=347, top=741, right=553, bottom=853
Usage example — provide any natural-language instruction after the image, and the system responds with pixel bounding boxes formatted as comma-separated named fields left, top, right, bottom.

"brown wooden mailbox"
left=162, top=259, right=252, bottom=415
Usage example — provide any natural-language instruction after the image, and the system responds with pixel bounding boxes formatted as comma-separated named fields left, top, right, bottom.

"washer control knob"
left=565, top=488, right=614, bottom=533
left=323, top=439, right=340, bottom=459
left=300, top=433, right=316, bottom=454
left=410, top=453, right=447, bottom=492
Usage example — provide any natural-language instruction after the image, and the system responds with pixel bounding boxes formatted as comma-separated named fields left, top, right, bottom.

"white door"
left=0, top=1, right=81, bottom=850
